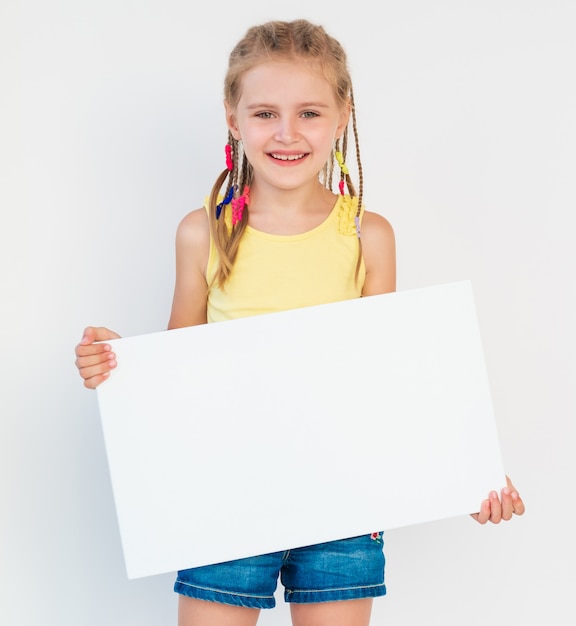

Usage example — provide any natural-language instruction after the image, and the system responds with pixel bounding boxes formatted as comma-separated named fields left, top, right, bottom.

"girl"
left=75, top=19, right=525, bottom=626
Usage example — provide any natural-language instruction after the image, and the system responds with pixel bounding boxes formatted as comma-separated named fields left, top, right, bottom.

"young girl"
left=75, top=19, right=525, bottom=626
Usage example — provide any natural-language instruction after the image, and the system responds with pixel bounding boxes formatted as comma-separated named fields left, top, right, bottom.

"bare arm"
left=360, top=210, right=396, bottom=297
left=167, top=208, right=210, bottom=330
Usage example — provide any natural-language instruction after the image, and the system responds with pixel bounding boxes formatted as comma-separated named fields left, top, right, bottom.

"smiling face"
left=225, top=60, right=350, bottom=194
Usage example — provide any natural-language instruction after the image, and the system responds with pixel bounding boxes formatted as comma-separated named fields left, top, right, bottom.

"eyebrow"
left=244, top=101, right=331, bottom=110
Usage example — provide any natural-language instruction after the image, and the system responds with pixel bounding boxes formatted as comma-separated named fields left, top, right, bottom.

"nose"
left=274, top=117, right=299, bottom=143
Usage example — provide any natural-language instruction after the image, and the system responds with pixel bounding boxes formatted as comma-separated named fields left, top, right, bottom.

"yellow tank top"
left=206, top=195, right=366, bottom=323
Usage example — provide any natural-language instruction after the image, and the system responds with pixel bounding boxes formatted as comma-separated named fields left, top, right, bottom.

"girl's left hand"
left=471, top=476, right=526, bottom=524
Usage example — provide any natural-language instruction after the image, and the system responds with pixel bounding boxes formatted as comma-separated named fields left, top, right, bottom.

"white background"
left=1, top=1, right=574, bottom=625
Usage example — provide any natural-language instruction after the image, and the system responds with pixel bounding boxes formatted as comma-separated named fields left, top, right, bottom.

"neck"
left=249, top=180, right=334, bottom=215
left=246, top=181, right=338, bottom=235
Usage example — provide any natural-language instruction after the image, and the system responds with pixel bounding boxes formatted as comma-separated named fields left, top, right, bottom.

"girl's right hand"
left=75, top=326, right=121, bottom=389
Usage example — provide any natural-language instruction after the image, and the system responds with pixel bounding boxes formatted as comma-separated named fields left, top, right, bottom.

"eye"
left=255, top=111, right=274, bottom=119
left=301, top=111, right=320, bottom=119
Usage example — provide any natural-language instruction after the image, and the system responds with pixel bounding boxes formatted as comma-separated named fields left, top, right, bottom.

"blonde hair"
left=209, top=19, right=364, bottom=287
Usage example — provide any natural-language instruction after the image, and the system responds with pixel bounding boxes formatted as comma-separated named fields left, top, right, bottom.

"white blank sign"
left=96, top=281, right=505, bottom=579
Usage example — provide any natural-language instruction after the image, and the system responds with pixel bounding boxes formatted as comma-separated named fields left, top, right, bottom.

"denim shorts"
left=174, top=533, right=386, bottom=609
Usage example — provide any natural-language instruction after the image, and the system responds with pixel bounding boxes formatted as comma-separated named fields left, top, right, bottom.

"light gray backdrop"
left=1, top=1, right=574, bottom=625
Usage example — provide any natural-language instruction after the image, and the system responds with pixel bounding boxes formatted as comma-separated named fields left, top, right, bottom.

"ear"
left=224, top=101, right=241, bottom=141
left=335, top=100, right=351, bottom=139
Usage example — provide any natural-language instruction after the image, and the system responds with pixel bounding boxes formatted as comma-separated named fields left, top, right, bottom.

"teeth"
left=271, top=153, right=305, bottom=161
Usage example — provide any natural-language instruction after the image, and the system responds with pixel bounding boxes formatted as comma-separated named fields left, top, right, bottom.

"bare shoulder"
left=361, top=210, right=395, bottom=244
left=176, top=207, right=210, bottom=247
left=361, top=210, right=396, bottom=296
left=174, top=207, right=211, bottom=278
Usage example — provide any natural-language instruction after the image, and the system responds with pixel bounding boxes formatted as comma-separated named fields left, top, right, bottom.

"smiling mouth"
left=270, top=153, right=307, bottom=162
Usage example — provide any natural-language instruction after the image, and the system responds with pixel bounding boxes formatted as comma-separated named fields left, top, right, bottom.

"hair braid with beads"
left=208, top=19, right=364, bottom=287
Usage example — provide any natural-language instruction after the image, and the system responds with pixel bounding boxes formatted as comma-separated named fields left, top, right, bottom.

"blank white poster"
left=96, top=281, right=505, bottom=579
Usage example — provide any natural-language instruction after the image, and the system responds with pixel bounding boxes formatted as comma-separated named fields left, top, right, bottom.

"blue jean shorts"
left=174, top=533, right=386, bottom=609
